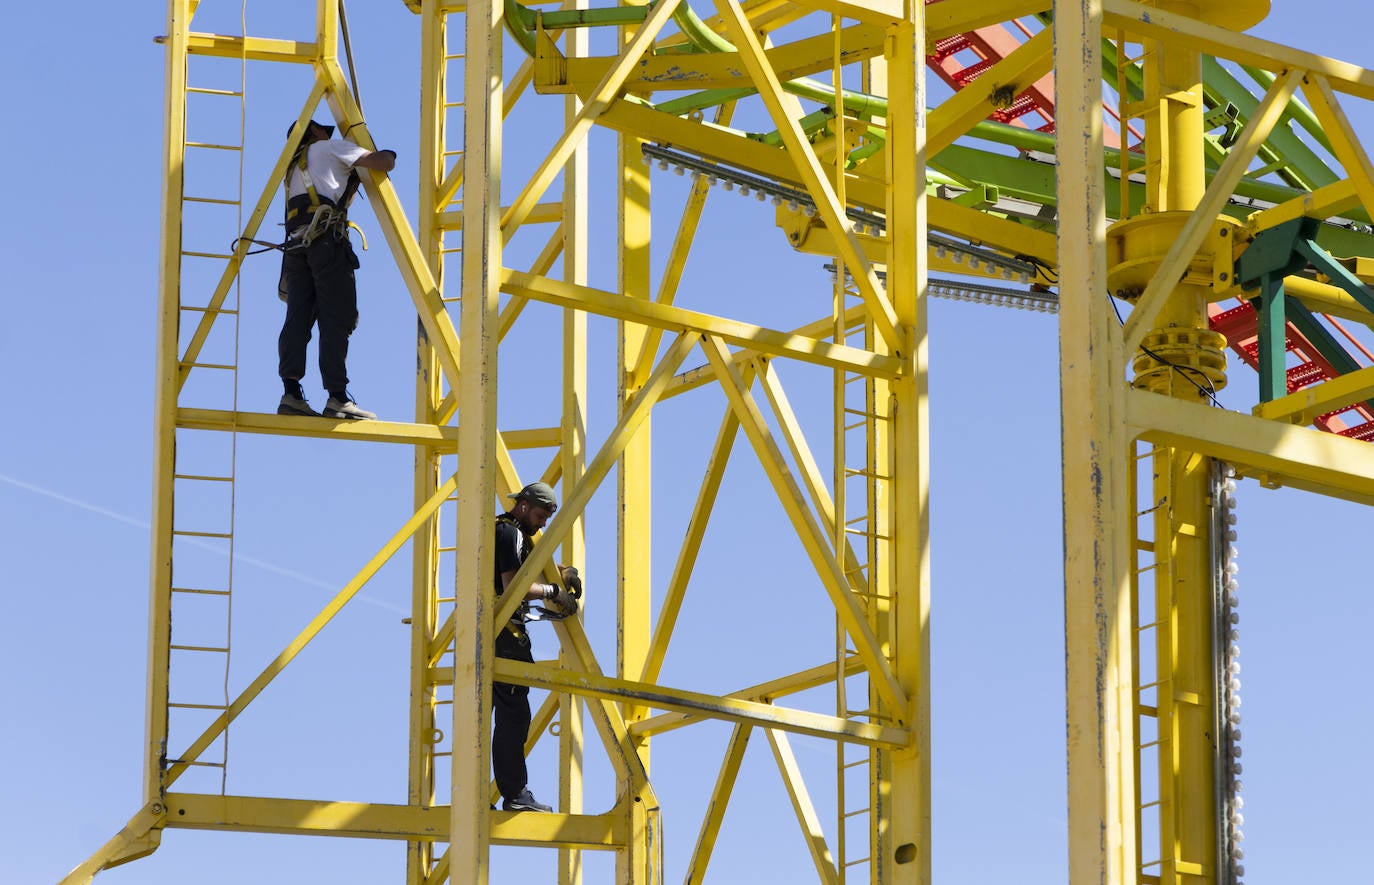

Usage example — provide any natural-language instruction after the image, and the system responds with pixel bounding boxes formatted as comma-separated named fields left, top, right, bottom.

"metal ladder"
left=407, top=9, right=467, bottom=884
left=165, top=4, right=248, bottom=793
left=831, top=267, right=894, bottom=884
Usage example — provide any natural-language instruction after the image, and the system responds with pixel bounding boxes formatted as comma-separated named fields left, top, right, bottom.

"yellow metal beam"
left=1123, top=67, right=1303, bottom=357
left=491, top=658, right=908, bottom=747
left=176, top=408, right=559, bottom=451
left=639, top=388, right=745, bottom=685
left=1302, top=74, right=1374, bottom=225
left=766, top=730, right=840, bottom=885
left=454, top=0, right=505, bottom=865
left=1254, top=364, right=1374, bottom=424
left=489, top=333, right=700, bottom=632
left=884, top=10, right=930, bottom=882
left=702, top=336, right=908, bottom=715
left=60, top=803, right=165, bottom=885
left=714, top=0, right=899, bottom=350
left=501, top=0, right=685, bottom=236
left=1103, top=0, right=1374, bottom=100
left=1055, top=3, right=1138, bottom=885
left=785, top=0, right=901, bottom=24
left=318, top=63, right=466, bottom=395
left=633, top=656, right=864, bottom=738
left=500, top=269, right=903, bottom=378
left=683, top=725, right=751, bottom=885
left=1246, top=179, right=1361, bottom=233
left=158, top=793, right=625, bottom=848
left=164, top=474, right=461, bottom=787
left=181, top=32, right=316, bottom=63
left=1128, top=388, right=1374, bottom=505
left=544, top=24, right=885, bottom=94
left=927, top=28, right=1053, bottom=158
left=630, top=102, right=735, bottom=390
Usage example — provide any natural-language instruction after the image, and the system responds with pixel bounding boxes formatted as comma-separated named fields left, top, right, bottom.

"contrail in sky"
left=0, top=472, right=408, bottom=615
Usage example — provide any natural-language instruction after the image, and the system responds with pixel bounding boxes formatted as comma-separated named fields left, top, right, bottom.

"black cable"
left=231, top=236, right=290, bottom=255
left=1109, top=293, right=1224, bottom=407
left=1016, top=253, right=1059, bottom=285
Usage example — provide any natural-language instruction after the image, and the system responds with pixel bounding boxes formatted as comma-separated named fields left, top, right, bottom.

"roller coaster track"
left=523, top=0, right=1374, bottom=439
left=912, top=0, right=1374, bottom=438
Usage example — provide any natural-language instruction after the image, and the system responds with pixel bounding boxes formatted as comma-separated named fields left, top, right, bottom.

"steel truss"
left=64, top=0, right=1374, bottom=883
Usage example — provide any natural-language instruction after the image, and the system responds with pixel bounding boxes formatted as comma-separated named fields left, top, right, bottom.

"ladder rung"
left=444, top=53, right=466, bottom=61
left=1137, top=619, right=1163, bottom=631
left=1138, top=799, right=1162, bottom=810
left=171, top=644, right=230, bottom=653
left=442, top=101, right=466, bottom=109
left=437, top=545, right=457, bottom=553
left=843, top=468, right=890, bottom=481
left=181, top=362, right=238, bottom=371
left=181, top=250, right=235, bottom=260
left=184, top=196, right=242, bottom=206
left=173, top=587, right=232, bottom=596
left=442, top=149, right=465, bottom=157
left=844, top=528, right=889, bottom=541
left=437, top=597, right=457, bottom=604
left=842, top=857, right=872, bottom=868
left=187, top=86, right=244, bottom=97
left=430, top=751, right=452, bottom=757
left=841, top=758, right=868, bottom=770
left=169, top=702, right=230, bottom=710
left=185, top=141, right=243, bottom=151
left=841, top=807, right=870, bottom=819
left=173, top=530, right=234, bottom=540
left=167, top=759, right=227, bottom=767
left=175, top=473, right=234, bottom=482
left=181, top=305, right=239, bottom=316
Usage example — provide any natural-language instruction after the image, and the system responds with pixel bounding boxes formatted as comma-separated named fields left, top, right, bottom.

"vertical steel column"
left=617, top=7, right=656, bottom=880
left=1140, top=6, right=1222, bottom=880
left=1055, top=4, right=1139, bottom=885
left=454, top=0, right=504, bottom=875
left=409, top=3, right=448, bottom=882
left=560, top=6, right=590, bottom=880
left=147, top=0, right=192, bottom=815
left=884, top=8, right=930, bottom=883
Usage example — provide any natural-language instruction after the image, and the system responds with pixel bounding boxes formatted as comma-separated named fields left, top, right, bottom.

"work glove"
left=558, top=565, right=583, bottom=598
left=541, top=583, right=579, bottom=617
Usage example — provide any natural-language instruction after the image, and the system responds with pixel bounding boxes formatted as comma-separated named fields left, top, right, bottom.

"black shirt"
left=493, top=513, right=528, bottom=594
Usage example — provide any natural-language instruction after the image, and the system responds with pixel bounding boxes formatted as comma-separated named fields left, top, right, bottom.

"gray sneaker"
left=324, top=396, right=378, bottom=420
left=501, top=788, right=552, bottom=813
left=278, top=393, right=320, bottom=416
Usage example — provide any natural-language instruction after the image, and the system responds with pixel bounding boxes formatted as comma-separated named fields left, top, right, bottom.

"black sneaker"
left=501, top=788, right=552, bottom=813
left=277, top=393, right=320, bottom=416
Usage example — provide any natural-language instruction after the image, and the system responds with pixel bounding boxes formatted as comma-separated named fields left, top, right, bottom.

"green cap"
left=511, top=481, right=558, bottom=511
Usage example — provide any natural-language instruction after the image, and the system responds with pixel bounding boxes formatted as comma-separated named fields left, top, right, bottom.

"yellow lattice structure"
left=65, top=0, right=1374, bottom=883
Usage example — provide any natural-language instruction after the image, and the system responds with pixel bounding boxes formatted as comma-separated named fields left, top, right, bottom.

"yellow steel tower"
left=65, top=0, right=1374, bottom=883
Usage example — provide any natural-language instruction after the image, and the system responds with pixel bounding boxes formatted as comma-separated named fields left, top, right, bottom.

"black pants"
left=493, top=627, right=534, bottom=801
left=278, top=233, right=359, bottom=395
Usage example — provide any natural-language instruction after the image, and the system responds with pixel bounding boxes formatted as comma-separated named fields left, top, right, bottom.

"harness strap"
left=496, top=514, right=534, bottom=629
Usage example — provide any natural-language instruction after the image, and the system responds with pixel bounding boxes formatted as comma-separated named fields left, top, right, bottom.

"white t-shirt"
left=286, top=138, right=370, bottom=204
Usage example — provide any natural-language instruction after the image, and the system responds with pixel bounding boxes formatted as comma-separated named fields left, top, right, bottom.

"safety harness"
left=283, top=143, right=366, bottom=250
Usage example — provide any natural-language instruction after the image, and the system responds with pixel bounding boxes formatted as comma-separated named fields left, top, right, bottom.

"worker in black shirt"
left=492, top=481, right=580, bottom=812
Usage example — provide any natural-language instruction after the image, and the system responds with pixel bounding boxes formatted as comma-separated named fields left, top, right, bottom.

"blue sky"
left=2, top=2, right=1372, bottom=883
